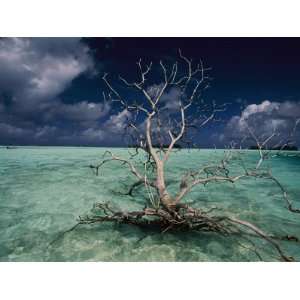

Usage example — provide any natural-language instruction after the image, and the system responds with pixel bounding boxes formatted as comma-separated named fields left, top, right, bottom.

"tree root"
left=76, top=202, right=296, bottom=262
left=48, top=223, right=81, bottom=248
left=226, top=217, right=294, bottom=261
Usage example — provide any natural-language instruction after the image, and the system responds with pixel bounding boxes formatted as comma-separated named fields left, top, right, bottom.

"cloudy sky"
left=1, top=37, right=300, bottom=147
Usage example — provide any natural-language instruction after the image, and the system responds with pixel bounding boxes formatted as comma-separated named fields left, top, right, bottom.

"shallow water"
left=0, top=146, right=299, bottom=261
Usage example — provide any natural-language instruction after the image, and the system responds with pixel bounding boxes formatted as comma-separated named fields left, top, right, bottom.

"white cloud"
left=223, top=100, right=300, bottom=146
left=241, top=100, right=278, bottom=119
left=104, top=109, right=131, bottom=133
left=146, top=84, right=182, bottom=112
left=161, top=86, right=181, bottom=111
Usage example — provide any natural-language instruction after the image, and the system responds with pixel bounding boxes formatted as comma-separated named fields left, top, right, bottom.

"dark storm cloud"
left=0, top=38, right=92, bottom=105
left=1, top=37, right=300, bottom=147
left=51, top=101, right=110, bottom=123
left=0, top=37, right=130, bottom=145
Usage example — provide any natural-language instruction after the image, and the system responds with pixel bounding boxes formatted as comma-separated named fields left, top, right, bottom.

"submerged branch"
left=76, top=201, right=295, bottom=262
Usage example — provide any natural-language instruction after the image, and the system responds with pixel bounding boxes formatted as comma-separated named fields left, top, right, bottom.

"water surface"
left=0, top=147, right=299, bottom=261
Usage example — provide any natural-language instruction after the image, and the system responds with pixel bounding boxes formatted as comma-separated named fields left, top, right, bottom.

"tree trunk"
left=156, top=161, right=174, bottom=208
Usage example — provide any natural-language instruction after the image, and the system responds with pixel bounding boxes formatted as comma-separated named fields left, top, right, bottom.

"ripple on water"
left=0, top=147, right=299, bottom=261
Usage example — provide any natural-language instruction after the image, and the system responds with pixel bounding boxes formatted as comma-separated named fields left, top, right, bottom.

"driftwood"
left=75, top=201, right=295, bottom=261
left=66, top=50, right=300, bottom=261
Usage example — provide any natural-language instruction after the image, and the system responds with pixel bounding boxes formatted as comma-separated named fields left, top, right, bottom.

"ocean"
left=0, top=146, right=299, bottom=261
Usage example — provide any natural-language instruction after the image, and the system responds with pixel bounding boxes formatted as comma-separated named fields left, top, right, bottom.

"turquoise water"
left=0, top=146, right=299, bottom=261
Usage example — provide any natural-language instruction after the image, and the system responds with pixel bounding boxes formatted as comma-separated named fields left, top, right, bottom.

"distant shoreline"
left=1, top=145, right=299, bottom=152
left=248, top=145, right=298, bottom=151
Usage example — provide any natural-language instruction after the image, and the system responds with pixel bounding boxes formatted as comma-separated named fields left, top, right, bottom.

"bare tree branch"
left=81, top=50, right=299, bottom=261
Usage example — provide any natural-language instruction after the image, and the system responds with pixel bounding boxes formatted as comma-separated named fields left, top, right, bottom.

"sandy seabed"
left=0, top=146, right=299, bottom=261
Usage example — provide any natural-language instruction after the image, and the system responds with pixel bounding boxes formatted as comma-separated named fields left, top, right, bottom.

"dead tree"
left=78, top=50, right=299, bottom=261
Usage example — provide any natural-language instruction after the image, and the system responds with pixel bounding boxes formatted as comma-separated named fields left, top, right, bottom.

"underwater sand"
left=0, top=147, right=299, bottom=261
